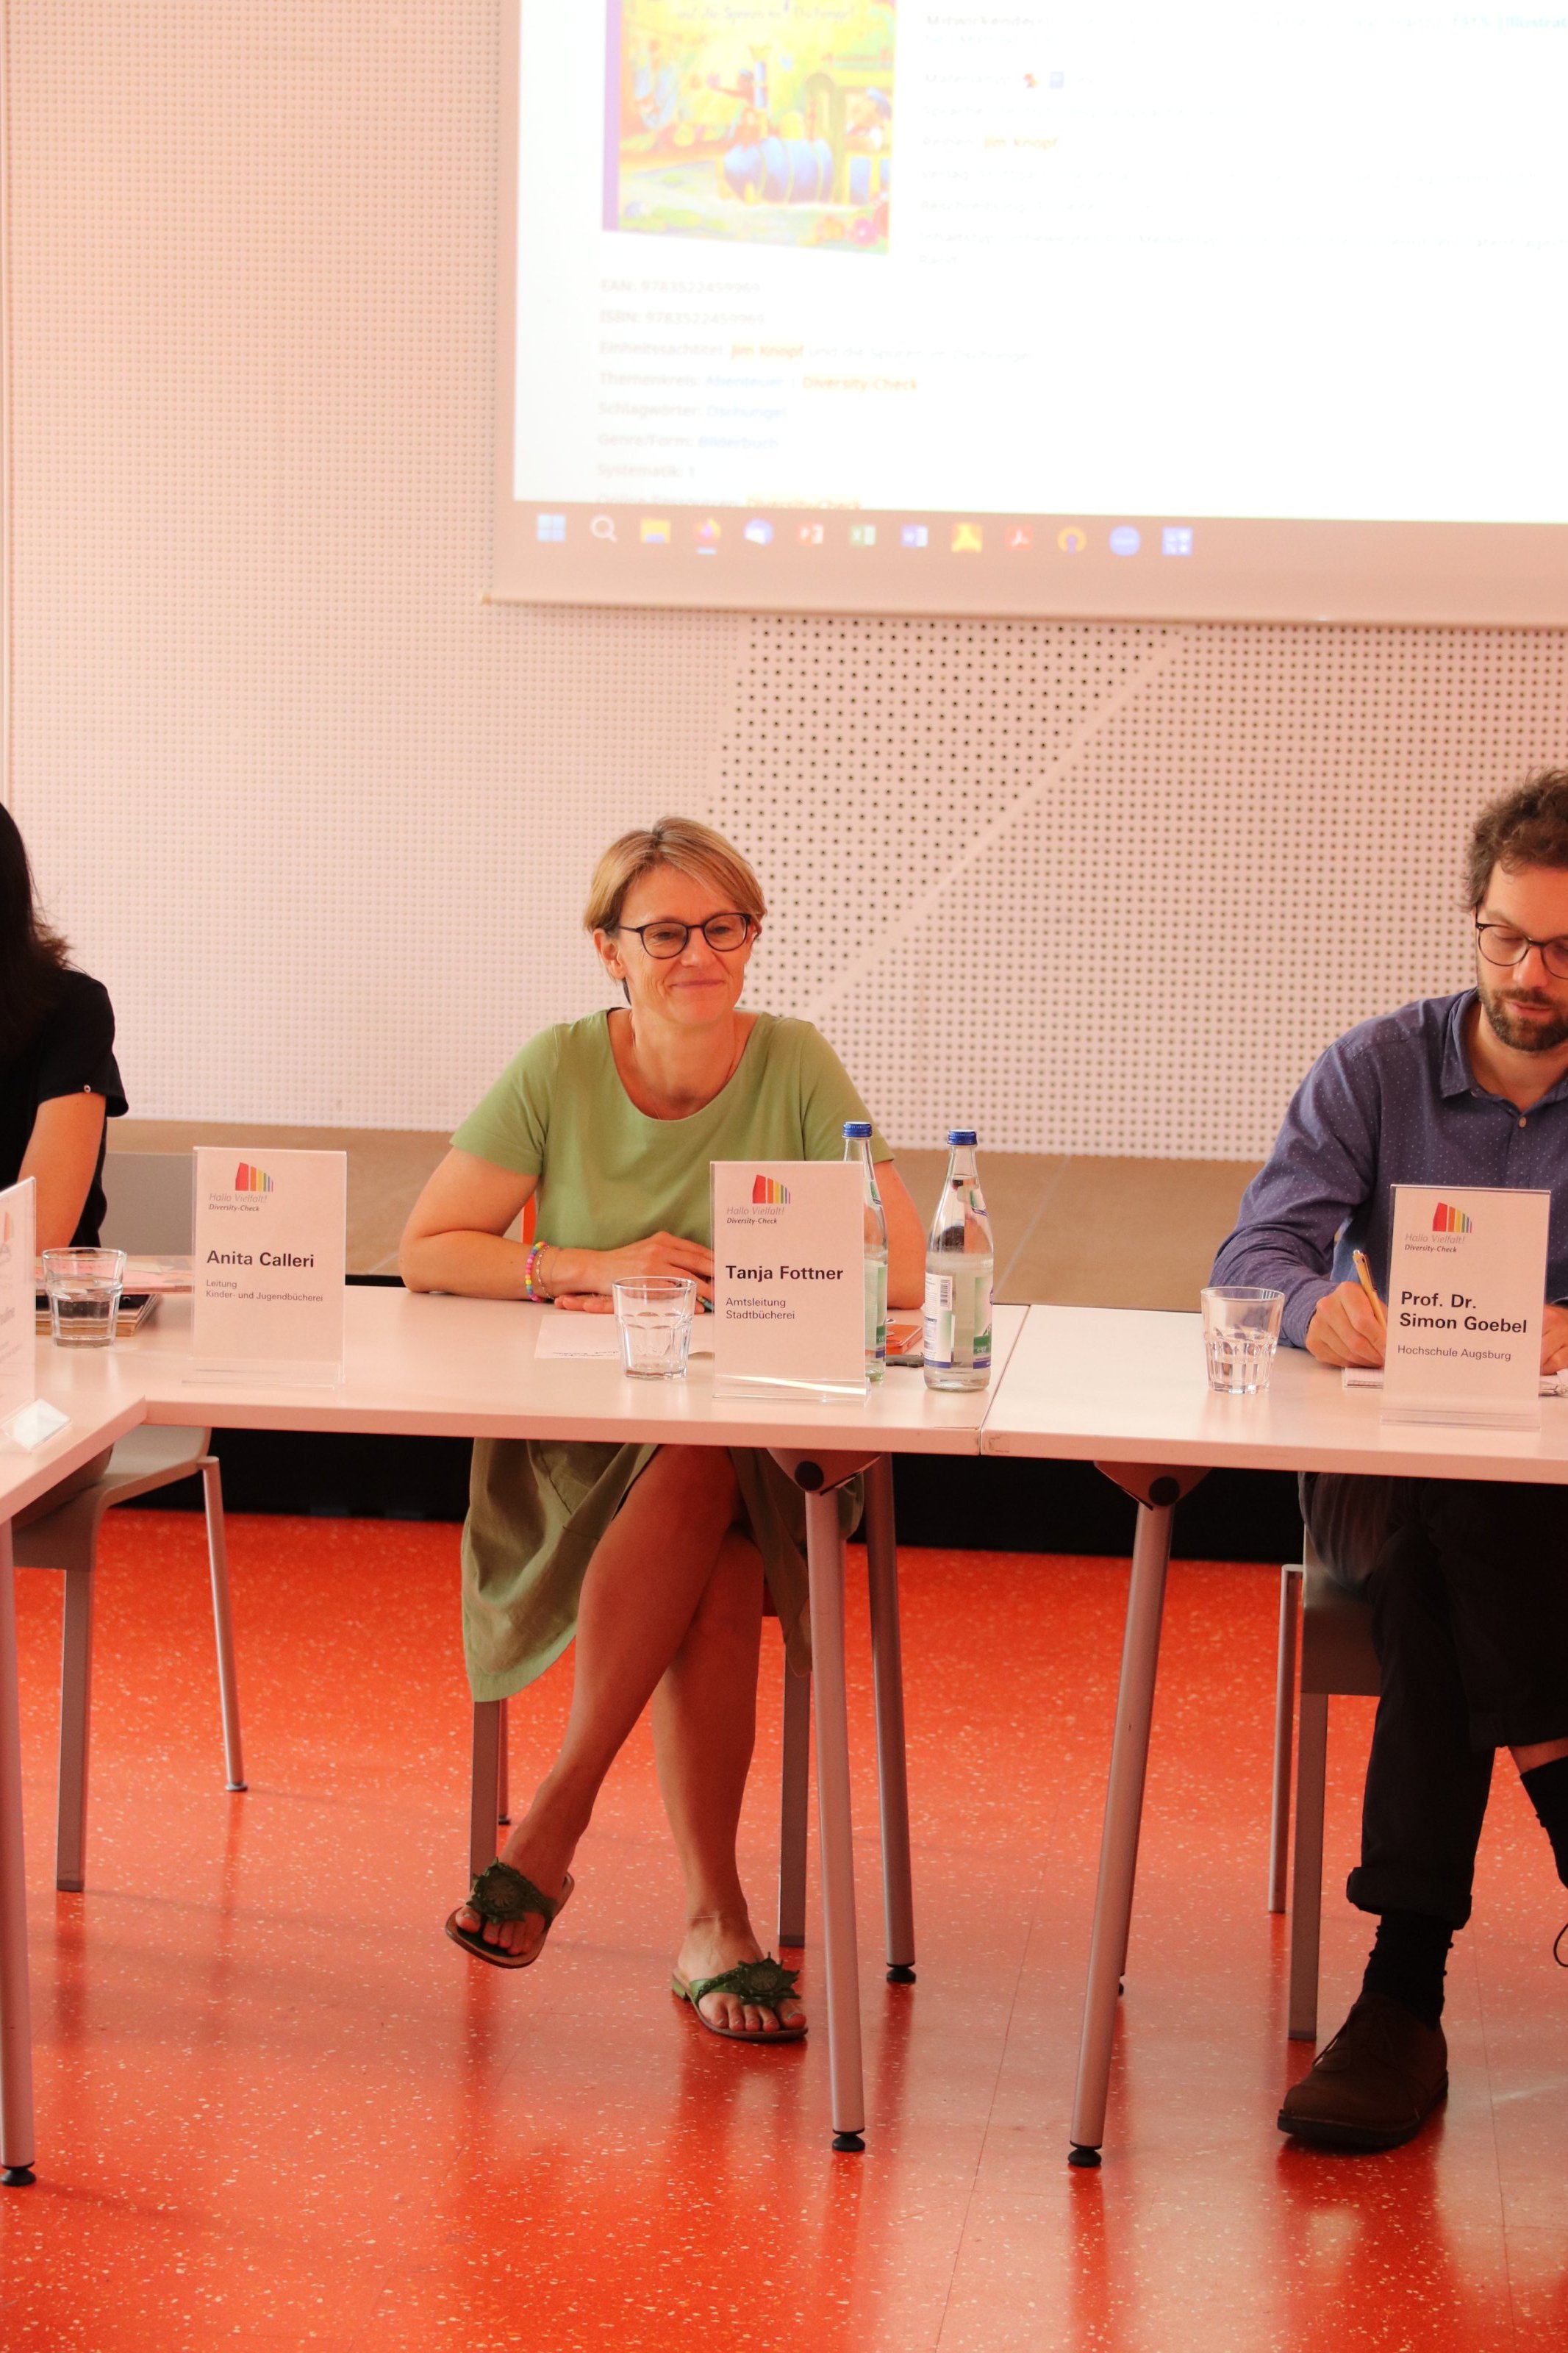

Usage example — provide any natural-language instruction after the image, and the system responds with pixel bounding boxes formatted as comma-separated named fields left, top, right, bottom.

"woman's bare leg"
left=654, top=1532, right=804, bottom=2035
left=457, top=1446, right=742, bottom=1959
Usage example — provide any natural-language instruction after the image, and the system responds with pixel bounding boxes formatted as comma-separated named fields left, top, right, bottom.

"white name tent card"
left=712, top=1161, right=866, bottom=1401
left=1381, top=1182, right=1550, bottom=1428
left=192, top=1149, right=347, bottom=1385
left=0, top=1178, right=67, bottom=1450
left=0, top=1179, right=35, bottom=1431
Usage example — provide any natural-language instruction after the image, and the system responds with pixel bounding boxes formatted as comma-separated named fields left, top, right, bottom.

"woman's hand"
left=547, top=1230, right=714, bottom=1309
left=1305, top=1280, right=1386, bottom=1368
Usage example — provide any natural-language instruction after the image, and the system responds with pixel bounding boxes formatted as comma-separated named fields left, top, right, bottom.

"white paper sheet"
left=534, top=1313, right=716, bottom=1359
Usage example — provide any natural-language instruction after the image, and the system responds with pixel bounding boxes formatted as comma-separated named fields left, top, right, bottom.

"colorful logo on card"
left=751, top=1175, right=791, bottom=1207
left=1432, top=1202, right=1472, bottom=1235
left=235, top=1163, right=275, bottom=1196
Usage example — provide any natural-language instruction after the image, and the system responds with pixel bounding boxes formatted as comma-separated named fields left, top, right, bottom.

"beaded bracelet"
left=520, top=1240, right=547, bottom=1302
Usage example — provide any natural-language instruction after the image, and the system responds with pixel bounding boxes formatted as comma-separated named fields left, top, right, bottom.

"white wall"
left=8, top=3, right=1567, bottom=1157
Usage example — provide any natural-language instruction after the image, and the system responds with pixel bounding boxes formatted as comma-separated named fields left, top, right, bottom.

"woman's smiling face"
left=598, top=864, right=759, bottom=1029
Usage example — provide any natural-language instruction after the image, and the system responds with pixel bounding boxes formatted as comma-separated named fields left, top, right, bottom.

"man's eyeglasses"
left=617, top=913, right=756, bottom=960
left=1475, top=921, right=1568, bottom=982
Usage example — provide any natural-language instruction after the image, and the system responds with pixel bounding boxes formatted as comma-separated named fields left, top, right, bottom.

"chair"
left=467, top=1453, right=916, bottom=1974
left=1267, top=1530, right=1380, bottom=2041
left=16, top=1152, right=243, bottom=1891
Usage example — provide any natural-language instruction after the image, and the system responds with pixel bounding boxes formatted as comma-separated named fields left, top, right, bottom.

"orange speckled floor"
left=4, top=1513, right=1566, bottom=2350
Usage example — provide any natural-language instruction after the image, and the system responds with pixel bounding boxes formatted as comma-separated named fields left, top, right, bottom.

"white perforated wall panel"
left=720, top=619, right=1568, bottom=1155
left=7, top=6, right=1568, bottom=1160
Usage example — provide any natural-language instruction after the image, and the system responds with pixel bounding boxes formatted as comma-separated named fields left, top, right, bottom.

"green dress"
left=452, top=1009, right=889, bottom=1702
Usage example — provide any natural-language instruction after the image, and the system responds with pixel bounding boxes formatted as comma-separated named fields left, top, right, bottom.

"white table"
left=0, top=1392, right=144, bottom=2186
left=9, top=1292, right=1025, bottom=2164
left=982, top=1304, right=1568, bottom=2166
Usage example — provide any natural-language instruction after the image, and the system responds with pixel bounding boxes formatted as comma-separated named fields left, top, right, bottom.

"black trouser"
left=1300, top=1473, right=1568, bottom=1928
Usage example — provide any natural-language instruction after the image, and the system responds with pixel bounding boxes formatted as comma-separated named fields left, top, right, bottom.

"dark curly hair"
left=1466, top=768, right=1568, bottom=909
left=0, top=808, right=70, bottom=1059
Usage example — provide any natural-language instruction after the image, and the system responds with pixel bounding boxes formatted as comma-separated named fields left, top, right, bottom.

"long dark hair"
left=0, top=809, right=70, bottom=1059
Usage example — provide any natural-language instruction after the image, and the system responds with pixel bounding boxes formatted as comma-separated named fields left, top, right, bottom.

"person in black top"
left=0, top=810, right=126, bottom=1248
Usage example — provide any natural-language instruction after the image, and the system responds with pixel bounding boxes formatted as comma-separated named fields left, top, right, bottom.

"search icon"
left=590, top=515, right=617, bottom=543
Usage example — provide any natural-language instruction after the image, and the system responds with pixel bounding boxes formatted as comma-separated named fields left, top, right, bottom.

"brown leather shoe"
left=1278, top=1992, right=1447, bottom=2150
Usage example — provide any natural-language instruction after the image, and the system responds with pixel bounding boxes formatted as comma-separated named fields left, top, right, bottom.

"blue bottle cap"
left=948, top=1128, right=978, bottom=1146
left=843, top=1121, right=873, bottom=1138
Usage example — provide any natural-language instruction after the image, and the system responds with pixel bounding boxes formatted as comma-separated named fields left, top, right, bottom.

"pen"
left=1351, top=1249, right=1387, bottom=1327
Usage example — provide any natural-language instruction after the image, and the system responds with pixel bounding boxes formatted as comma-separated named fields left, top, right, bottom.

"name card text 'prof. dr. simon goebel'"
left=711, top=1160, right=865, bottom=1400
left=192, top=1147, right=347, bottom=1382
left=1381, top=1182, right=1550, bottom=1427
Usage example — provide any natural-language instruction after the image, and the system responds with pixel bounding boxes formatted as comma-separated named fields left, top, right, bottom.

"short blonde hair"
left=584, top=816, right=767, bottom=935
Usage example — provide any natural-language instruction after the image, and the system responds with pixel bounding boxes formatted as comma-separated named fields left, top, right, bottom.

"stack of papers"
left=1343, top=1367, right=1568, bottom=1395
left=35, top=1254, right=193, bottom=1293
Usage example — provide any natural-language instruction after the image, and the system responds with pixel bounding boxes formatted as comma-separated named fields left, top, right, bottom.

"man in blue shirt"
left=1214, top=769, right=1568, bottom=2152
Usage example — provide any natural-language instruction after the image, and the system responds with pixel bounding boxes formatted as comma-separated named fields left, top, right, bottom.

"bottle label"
left=864, top=1256, right=888, bottom=1363
left=924, top=1271, right=956, bottom=1367
left=973, top=1274, right=992, bottom=1370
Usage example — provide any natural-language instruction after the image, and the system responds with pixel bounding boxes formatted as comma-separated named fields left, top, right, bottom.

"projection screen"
left=493, top=2, right=1568, bottom=626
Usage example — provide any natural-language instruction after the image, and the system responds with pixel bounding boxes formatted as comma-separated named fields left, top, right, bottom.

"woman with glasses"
left=401, top=818, right=925, bottom=2038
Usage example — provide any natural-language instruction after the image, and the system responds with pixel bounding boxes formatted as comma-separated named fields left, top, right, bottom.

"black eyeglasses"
left=1475, top=920, right=1568, bottom=982
left=617, top=913, right=756, bottom=960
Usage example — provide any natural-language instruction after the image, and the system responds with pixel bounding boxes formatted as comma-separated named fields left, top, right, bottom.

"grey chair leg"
left=1289, top=1690, right=1330, bottom=2042
left=199, top=1460, right=246, bottom=1793
left=495, top=1696, right=510, bottom=1827
left=778, top=1658, right=810, bottom=1949
left=470, top=1701, right=504, bottom=1880
left=1269, top=1564, right=1302, bottom=1913
left=56, top=1567, right=95, bottom=1894
left=864, top=1455, right=914, bottom=1982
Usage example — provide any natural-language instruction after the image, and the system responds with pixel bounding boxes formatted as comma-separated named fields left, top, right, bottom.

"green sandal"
left=672, top=1956, right=807, bottom=2043
left=444, top=1859, right=573, bottom=1971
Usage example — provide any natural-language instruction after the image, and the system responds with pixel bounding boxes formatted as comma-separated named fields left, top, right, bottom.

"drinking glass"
left=43, top=1247, right=127, bottom=1347
left=613, top=1277, right=695, bottom=1379
left=1200, top=1285, right=1284, bottom=1394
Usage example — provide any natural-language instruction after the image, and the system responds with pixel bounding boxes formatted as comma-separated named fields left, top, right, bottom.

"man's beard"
left=1478, top=971, right=1568, bottom=1054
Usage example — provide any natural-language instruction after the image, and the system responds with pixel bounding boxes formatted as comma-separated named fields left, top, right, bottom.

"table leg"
left=0, top=1522, right=36, bottom=2187
left=803, top=1486, right=867, bottom=2153
left=1068, top=1496, right=1175, bottom=2168
left=864, top=1454, right=915, bottom=1983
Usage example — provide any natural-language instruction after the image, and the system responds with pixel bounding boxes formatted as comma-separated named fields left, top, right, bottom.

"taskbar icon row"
left=533, top=512, right=1197, bottom=559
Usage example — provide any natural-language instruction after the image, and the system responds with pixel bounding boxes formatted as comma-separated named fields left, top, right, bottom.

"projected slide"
left=494, top=2, right=1568, bottom=624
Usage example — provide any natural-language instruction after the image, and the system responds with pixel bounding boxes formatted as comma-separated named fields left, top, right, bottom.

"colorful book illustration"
left=606, top=1, right=894, bottom=254
left=751, top=1174, right=791, bottom=1206
left=234, top=1163, right=275, bottom=1195
left=1431, top=1202, right=1472, bottom=1235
